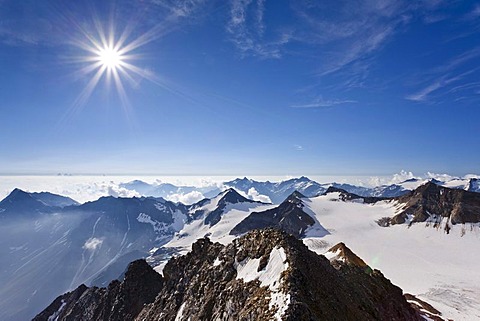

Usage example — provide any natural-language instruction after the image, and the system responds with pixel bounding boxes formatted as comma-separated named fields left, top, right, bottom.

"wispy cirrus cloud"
left=292, top=0, right=407, bottom=76
left=406, top=48, right=480, bottom=102
left=405, top=82, right=443, bottom=102
left=226, top=0, right=292, bottom=58
left=291, top=96, right=357, bottom=108
left=293, top=144, right=303, bottom=151
left=433, top=47, right=480, bottom=74
left=465, top=3, right=480, bottom=20
left=225, top=0, right=464, bottom=95
left=0, top=0, right=208, bottom=47
left=0, top=9, right=65, bottom=46
left=226, top=0, right=406, bottom=64
left=150, top=0, right=208, bottom=18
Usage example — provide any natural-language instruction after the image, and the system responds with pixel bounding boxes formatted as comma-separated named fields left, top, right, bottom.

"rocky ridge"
left=203, top=188, right=258, bottom=226
left=322, top=186, right=387, bottom=204
left=230, top=191, right=315, bottom=238
left=390, top=182, right=480, bottom=229
left=324, top=242, right=369, bottom=270
left=34, top=229, right=422, bottom=321
left=33, top=260, right=162, bottom=321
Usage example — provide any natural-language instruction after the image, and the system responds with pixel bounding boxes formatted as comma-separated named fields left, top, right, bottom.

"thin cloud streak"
left=291, top=0, right=407, bottom=76
left=291, top=97, right=357, bottom=108
left=151, top=0, right=207, bottom=18
left=406, top=49, right=480, bottom=102
left=227, top=0, right=292, bottom=58
left=225, top=0, right=467, bottom=98
left=405, top=82, right=443, bottom=102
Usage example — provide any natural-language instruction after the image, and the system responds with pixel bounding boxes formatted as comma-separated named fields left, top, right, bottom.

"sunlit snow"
left=235, top=247, right=290, bottom=320
left=303, top=193, right=480, bottom=321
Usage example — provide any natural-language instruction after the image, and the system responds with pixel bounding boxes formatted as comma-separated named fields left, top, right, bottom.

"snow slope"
left=151, top=193, right=274, bottom=274
left=235, top=246, right=290, bottom=321
left=164, top=201, right=275, bottom=253
left=303, top=193, right=480, bottom=321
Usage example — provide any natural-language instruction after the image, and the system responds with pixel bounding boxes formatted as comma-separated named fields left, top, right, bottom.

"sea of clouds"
left=0, top=171, right=477, bottom=205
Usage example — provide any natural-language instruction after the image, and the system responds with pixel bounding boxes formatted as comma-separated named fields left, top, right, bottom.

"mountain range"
left=0, top=177, right=479, bottom=320
left=34, top=230, right=425, bottom=321
left=116, top=175, right=480, bottom=205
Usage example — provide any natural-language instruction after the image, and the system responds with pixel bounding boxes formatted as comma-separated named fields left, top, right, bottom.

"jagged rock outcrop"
left=35, top=229, right=421, bottom=321
left=467, top=178, right=479, bottom=192
left=33, top=260, right=163, bottom=321
left=323, top=186, right=387, bottom=204
left=230, top=191, right=315, bottom=238
left=324, top=242, right=370, bottom=270
left=404, top=294, right=446, bottom=321
left=204, top=188, right=257, bottom=226
left=32, top=284, right=88, bottom=321
left=391, top=182, right=480, bottom=226
left=224, top=176, right=327, bottom=204
left=0, top=188, right=57, bottom=218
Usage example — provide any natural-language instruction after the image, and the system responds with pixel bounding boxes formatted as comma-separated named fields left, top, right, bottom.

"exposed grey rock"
left=204, top=188, right=257, bottom=226
left=0, top=188, right=57, bottom=218
left=224, top=176, right=327, bottom=203
left=322, top=186, right=388, bottom=203
left=391, top=182, right=480, bottom=227
left=35, top=229, right=422, bottom=321
left=33, top=260, right=163, bottom=321
left=230, top=191, right=315, bottom=238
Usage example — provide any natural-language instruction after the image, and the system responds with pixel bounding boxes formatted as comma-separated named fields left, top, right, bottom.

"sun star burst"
left=97, top=46, right=123, bottom=70
left=71, top=19, right=157, bottom=110
left=66, top=16, right=183, bottom=118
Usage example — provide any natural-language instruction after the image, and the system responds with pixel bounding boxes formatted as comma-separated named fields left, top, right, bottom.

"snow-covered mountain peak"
left=189, top=188, right=256, bottom=215
left=468, top=178, right=480, bottom=192
left=387, top=182, right=480, bottom=229
left=324, top=242, right=369, bottom=269
left=0, top=188, right=61, bottom=217
left=30, top=192, right=78, bottom=207
left=224, top=176, right=327, bottom=204
left=218, top=187, right=252, bottom=204
left=230, top=191, right=317, bottom=238
left=191, top=189, right=258, bottom=227
left=286, top=190, right=306, bottom=203
left=3, top=188, right=34, bottom=202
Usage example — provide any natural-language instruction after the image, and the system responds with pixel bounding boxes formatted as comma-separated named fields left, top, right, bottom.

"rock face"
left=0, top=188, right=266, bottom=321
left=28, top=191, right=79, bottom=207
left=0, top=189, right=79, bottom=219
left=35, top=229, right=421, bottom=321
left=33, top=260, right=163, bottom=321
left=204, top=188, right=257, bottom=226
left=467, top=178, right=480, bottom=192
left=230, top=191, right=315, bottom=238
left=391, top=182, right=480, bottom=226
left=224, top=176, right=327, bottom=204
left=324, top=242, right=369, bottom=270
left=0, top=188, right=57, bottom=218
left=322, top=186, right=387, bottom=204
left=0, top=193, right=187, bottom=321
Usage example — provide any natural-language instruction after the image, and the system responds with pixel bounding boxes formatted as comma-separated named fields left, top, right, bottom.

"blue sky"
left=0, top=0, right=479, bottom=176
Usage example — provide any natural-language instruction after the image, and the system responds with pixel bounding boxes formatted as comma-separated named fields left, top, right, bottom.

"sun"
left=97, top=46, right=123, bottom=70
left=70, top=18, right=175, bottom=111
left=72, top=21, right=145, bottom=108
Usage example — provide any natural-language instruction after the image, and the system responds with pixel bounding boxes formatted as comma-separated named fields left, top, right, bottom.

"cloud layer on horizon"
left=1, top=172, right=479, bottom=206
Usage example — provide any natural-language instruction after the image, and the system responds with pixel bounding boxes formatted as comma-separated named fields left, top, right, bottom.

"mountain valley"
left=0, top=176, right=479, bottom=320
